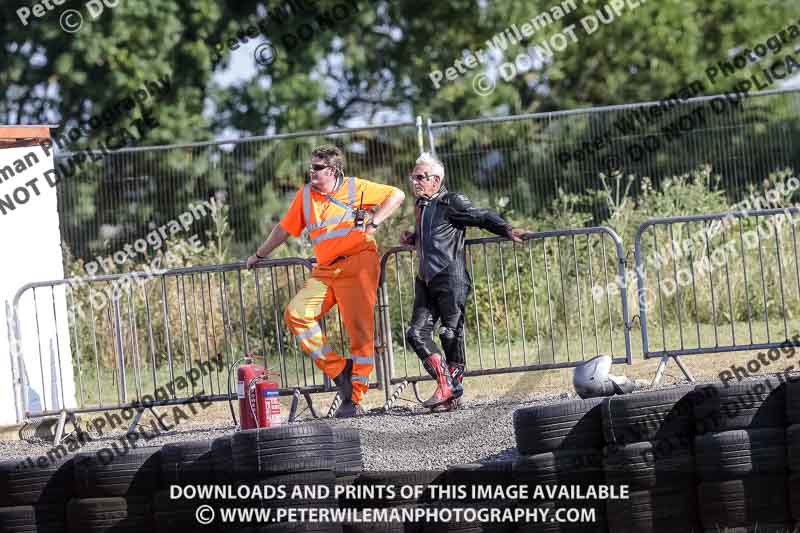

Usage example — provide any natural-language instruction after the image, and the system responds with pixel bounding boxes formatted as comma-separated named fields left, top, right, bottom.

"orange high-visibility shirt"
left=279, top=176, right=401, bottom=266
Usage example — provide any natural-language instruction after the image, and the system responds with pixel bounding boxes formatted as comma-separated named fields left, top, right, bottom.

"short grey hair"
left=415, top=152, right=445, bottom=178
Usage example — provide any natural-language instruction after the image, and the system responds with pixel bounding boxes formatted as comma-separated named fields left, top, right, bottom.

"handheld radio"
left=353, top=192, right=367, bottom=229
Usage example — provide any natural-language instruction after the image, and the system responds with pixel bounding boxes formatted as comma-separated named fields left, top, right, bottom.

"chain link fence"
left=54, top=88, right=800, bottom=263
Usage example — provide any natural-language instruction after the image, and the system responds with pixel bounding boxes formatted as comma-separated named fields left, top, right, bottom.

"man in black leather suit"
left=400, top=153, right=530, bottom=411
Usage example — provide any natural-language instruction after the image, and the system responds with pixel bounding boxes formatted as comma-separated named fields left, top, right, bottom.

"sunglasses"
left=309, top=164, right=330, bottom=172
left=409, top=173, right=437, bottom=182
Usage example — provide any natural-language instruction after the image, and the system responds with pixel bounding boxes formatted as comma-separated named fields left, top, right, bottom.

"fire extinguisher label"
left=237, top=381, right=245, bottom=399
left=258, top=388, right=282, bottom=425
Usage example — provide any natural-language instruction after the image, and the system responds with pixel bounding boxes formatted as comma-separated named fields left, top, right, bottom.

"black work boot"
left=334, top=398, right=361, bottom=418
left=332, top=359, right=353, bottom=403
left=333, top=359, right=361, bottom=418
left=421, top=354, right=454, bottom=409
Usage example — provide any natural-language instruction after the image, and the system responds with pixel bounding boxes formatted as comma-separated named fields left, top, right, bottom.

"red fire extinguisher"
left=236, top=356, right=282, bottom=430
left=237, top=358, right=264, bottom=431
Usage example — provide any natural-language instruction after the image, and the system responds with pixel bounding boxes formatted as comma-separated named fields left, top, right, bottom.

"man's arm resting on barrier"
left=447, top=192, right=527, bottom=243
left=246, top=225, right=291, bottom=268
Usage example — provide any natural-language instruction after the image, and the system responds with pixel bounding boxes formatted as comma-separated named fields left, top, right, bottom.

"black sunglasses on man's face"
left=310, top=163, right=329, bottom=172
left=410, top=173, right=437, bottom=182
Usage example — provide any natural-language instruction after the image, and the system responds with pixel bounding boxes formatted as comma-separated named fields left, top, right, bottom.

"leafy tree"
left=1, top=0, right=797, bottom=258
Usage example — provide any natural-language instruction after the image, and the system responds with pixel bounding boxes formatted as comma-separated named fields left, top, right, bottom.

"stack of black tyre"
left=69, top=445, right=162, bottom=532
left=789, top=379, right=800, bottom=529
left=333, top=428, right=364, bottom=485
left=221, top=423, right=345, bottom=533
left=147, top=423, right=362, bottom=533
left=511, top=397, right=609, bottom=533
left=0, top=455, right=73, bottom=532
left=339, top=470, right=446, bottom=533
left=340, top=462, right=540, bottom=533
left=412, top=462, right=516, bottom=533
left=601, top=386, right=700, bottom=533
left=693, top=376, right=793, bottom=532
left=155, top=437, right=227, bottom=532
left=0, top=422, right=364, bottom=533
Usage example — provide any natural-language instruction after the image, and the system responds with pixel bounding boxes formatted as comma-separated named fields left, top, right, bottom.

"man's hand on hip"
left=399, top=230, right=415, bottom=245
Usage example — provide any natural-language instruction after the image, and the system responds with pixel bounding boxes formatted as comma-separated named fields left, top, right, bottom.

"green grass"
left=71, top=341, right=330, bottom=409
left=68, top=313, right=800, bottom=409
left=385, top=317, right=800, bottom=387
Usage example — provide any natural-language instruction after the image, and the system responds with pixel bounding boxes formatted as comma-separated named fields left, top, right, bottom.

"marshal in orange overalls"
left=280, top=176, right=401, bottom=404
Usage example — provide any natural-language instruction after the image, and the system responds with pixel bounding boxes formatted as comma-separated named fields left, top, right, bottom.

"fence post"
left=634, top=223, right=651, bottom=358
left=378, top=281, right=395, bottom=402
left=112, top=297, right=127, bottom=405
left=416, top=116, right=424, bottom=154
left=372, top=302, right=383, bottom=390
left=426, top=117, right=436, bottom=156
left=6, top=300, right=23, bottom=423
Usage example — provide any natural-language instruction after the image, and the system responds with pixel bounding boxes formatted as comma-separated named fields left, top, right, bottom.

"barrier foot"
left=302, top=391, right=320, bottom=419
left=288, top=389, right=301, bottom=423
left=326, top=393, right=341, bottom=418
left=651, top=355, right=695, bottom=388
left=55, top=412, right=83, bottom=444
left=127, top=407, right=145, bottom=434
left=70, top=414, right=89, bottom=443
left=150, top=407, right=171, bottom=431
left=382, top=380, right=409, bottom=412
left=53, top=410, right=67, bottom=443
left=411, top=381, right=424, bottom=403
left=674, top=355, right=695, bottom=382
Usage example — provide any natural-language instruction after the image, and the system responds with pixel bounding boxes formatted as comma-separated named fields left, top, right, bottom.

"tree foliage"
left=2, top=0, right=795, bottom=136
left=1, top=0, right=797, bottom=259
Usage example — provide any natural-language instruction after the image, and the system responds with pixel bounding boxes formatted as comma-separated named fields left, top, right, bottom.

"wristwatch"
left=367, top=221, right=380, bottom=230
left=255, top=252, right=266, bottom=259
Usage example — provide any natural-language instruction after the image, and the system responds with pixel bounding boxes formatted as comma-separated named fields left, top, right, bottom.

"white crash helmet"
left=573, top=355, right=633, bottom=399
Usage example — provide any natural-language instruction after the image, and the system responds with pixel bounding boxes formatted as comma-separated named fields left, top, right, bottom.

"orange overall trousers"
left=279, top=176, right=400, bottom=403
left=284, top=248, right=379, bottom=403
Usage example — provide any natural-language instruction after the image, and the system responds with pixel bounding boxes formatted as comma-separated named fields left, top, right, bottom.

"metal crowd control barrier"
left=377, top=228, right=634, bottom=404
left=634, top=208, right=800, bottom=385
left=9, top=226, right=635, bottom=434
left=8, top=258, right=384, bottom=435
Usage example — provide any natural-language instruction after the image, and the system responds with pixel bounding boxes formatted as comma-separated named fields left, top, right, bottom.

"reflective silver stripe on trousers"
left=351, top=355, right=374, bottom=365
left=295, top=324, right=322, bottom=341
left=309, top=344, right=332, bottom=360
left=351, top=375, right=369, bottom=384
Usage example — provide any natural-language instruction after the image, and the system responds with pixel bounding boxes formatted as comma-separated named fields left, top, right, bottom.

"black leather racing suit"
left=404, top=186, right=513, bottom=372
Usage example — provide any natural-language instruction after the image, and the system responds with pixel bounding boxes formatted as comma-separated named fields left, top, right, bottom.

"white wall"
left=0, top=142, right=76, bottom=425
